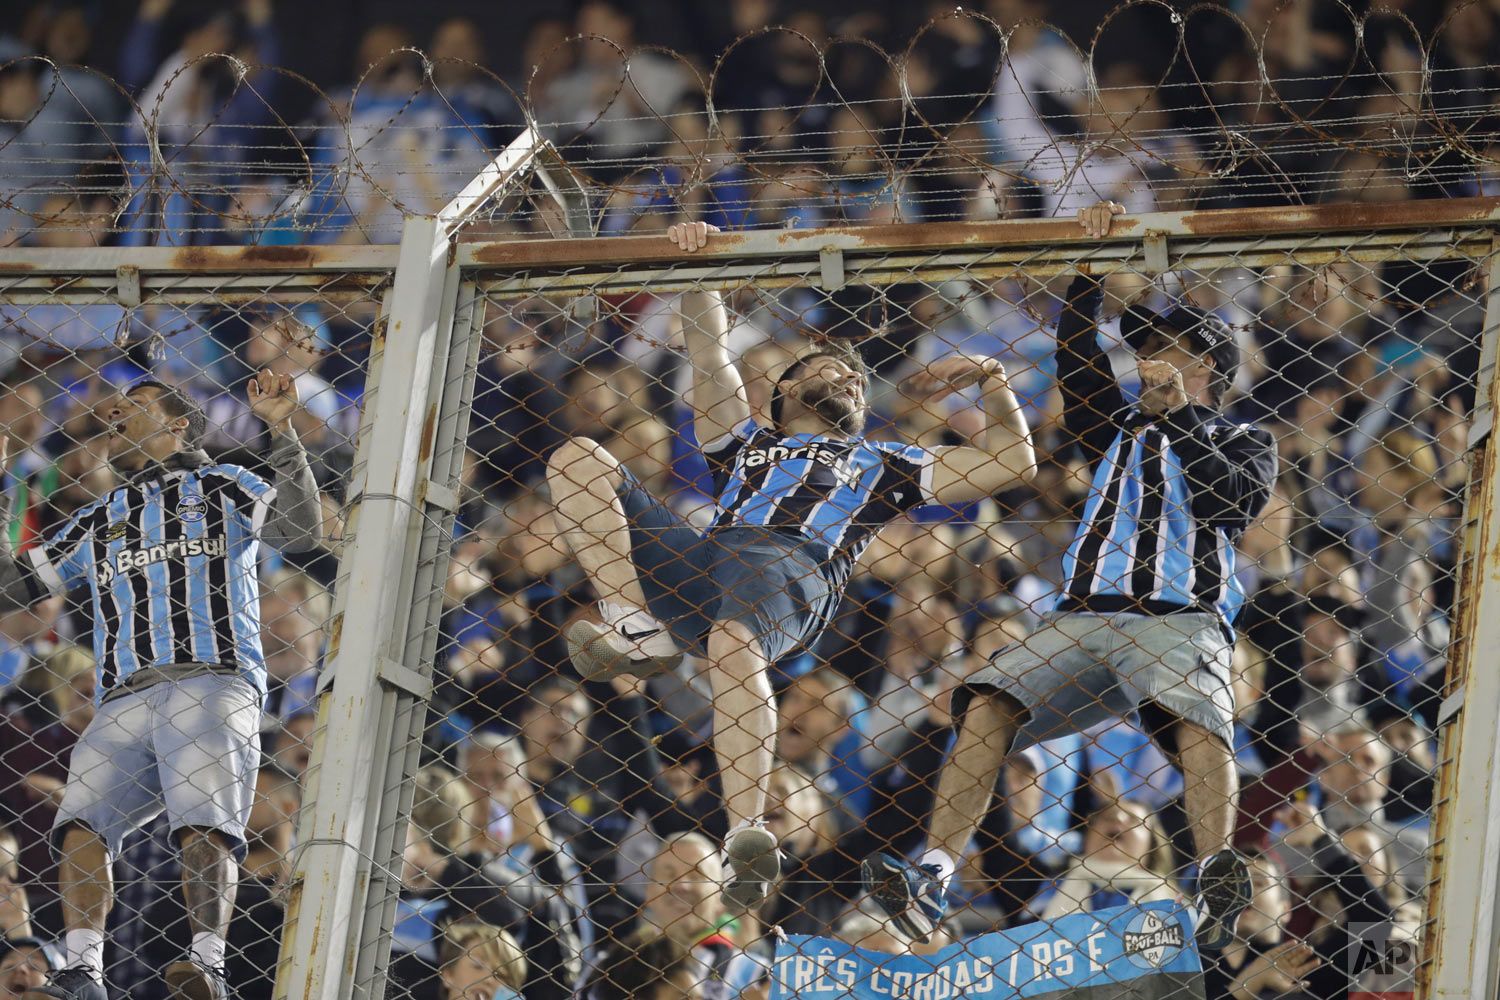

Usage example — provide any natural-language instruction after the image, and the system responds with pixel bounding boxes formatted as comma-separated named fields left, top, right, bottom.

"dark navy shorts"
left=617, top=471, right=837, bottom=662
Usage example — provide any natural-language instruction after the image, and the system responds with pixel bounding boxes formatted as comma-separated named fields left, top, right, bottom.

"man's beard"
left=801, top=383, right=865, bottom=435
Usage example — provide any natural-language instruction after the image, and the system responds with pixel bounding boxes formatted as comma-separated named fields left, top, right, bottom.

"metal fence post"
left=276, top=215, right=459, bottom=1000
left=1426, top=250, right=1500, bottom=1000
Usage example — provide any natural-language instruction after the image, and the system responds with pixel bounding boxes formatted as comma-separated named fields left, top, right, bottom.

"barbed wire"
left=3, top=1, right=1500, bottom=245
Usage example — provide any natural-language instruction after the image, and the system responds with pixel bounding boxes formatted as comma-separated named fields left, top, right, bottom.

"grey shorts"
left=956, top=611, right=1235, bottom=749
left=53, top=673, right=262, bottom=860
left=618, top=472, right=838, bottom=662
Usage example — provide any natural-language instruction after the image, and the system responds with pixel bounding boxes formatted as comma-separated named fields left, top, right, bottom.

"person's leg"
left=56, top=824, right=113, bottom=973
left=704, top=618, right=775, bottom=830
left=1155, top=716, right=1237, bottom=862
left=546, top=436, right=648, bottom=610
left=926, top=690, right=1026, bottom=864
left=156, top=675, right=261, bottom=989
left=176, top=827, right=239, bottom=971
left=47, top=692, right=160, bottom=991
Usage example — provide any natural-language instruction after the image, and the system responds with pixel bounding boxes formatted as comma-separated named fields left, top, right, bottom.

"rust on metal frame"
left=0, top=243, right=399, bottom=275
left=462, top=197, right=1500, bottom=271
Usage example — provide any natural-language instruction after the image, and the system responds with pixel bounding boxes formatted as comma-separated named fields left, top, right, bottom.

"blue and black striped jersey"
left=1053, top=275, right=1278, bottom=628
left=701, top=419, right=937, bottom=589
left=21, top=455, right=275, bottom=699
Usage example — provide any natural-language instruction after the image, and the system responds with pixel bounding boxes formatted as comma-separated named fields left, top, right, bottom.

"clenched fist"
left=1137, top=359, right=1187, bottom=416
left=248, top=369, right=300, bottom=434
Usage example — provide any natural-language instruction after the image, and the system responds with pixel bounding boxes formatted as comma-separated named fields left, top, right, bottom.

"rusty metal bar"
left=1424, top=248, right=1500, bottom=1000
left=0, top=244, right=399, bottom=274
left=467, top=225, right=1493, bottom=300
left=458, top=196, right=1500, bottom=271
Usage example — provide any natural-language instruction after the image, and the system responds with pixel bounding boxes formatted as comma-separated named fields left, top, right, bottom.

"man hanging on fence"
left=862, top=201, right=1278, bottom=952
left=0, top=373, right=320, bottom=1000
left=546, top=220, right=1036, bottom=910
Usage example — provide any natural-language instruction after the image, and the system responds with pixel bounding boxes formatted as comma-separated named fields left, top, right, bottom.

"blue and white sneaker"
left=861, top=853, right=949, bottom=944
left=1193, top=850, right=1253, bottom=951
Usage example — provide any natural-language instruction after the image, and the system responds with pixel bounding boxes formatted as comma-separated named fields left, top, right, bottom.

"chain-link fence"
left=0, top=197, right=1496, bottom=1000
left=2, top=3, right=1500, bottom=999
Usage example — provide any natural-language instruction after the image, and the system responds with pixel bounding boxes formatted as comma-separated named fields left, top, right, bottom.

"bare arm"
left=669, top=222, right=751, bottom=445
left=903, top=357, right=1037, bottom=504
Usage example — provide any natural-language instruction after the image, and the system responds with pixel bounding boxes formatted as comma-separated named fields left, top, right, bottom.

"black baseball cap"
left=1120, top=302, right=1239, bottom=390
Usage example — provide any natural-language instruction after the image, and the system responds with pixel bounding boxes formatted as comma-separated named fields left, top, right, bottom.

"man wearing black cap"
left=864, top=202, right=1279, bottom=953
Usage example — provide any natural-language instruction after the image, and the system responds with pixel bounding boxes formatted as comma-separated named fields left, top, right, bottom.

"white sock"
left=64, top=929, right=105, bottom=978
left=920, top=848, right=957, bottom=887
left=190, top=931, right=227, bottom=970
left=601, top=602, right=665, bottom=635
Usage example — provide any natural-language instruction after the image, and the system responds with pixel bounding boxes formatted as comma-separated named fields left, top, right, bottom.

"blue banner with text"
left=769, top=901, right=1204, bottom=1000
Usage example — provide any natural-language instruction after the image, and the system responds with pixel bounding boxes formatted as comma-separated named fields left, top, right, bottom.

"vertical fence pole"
left=1426, top=248, right=1500, bottom=1000
left=276, top=216, right=458, bottom=1000
left=349, top=280, right=482, bottom=996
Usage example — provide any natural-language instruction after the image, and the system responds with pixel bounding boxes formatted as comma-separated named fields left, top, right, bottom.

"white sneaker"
left=565, top=618, right=682, bottom=682
left=721, top=824, right=782, bottom=911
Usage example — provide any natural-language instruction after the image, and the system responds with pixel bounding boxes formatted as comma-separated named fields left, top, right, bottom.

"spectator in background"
left=0, top=827, right=32, bottom=939
left=0, top=55, right=79, bottom=247
left=268, top=711, right=314, bottom=780
left=439, top=921, right=526, bottom=1000
left=822, top=107, right=909, bottom=225
left=469, top=303, right=568, bottom=499
left=581, top=928, right=695, bottom=1000
left=590, top=832, right=756, bottom=1000
left=27, top=433, right=112, bottom=547
left=1295, top=596, right=1365, bottom=736
left=0, top=370, right=51, bottom=550
left=0, top=937, right=61, bottom=999
left=1308, top=721, right=1427, bottom=892
left=32, top=7, right=121, bottom=153
left=203, top=310, right=350, bottom=485
left=775, top=667, right=869, bottom=832
left=257, top=568, right=328, bottom=724
left=539, top=1, right=691, bottom=164
left=560, top=357, right=674, bottom=499
left=757, top=765, right=840, bottom=936
left=391, top=766, right=511, bottom=1000
left=427, top=18, right=517, bottom=133
left=117, top=0, right=282, bottom=245
left=1355, top=428, right=1450, bottom=718
left=398, top=762, right=583, bottom=1000
left=0, top=645, right=94, bottom=937
left=1206, top=851, right=1321, bottom=1000
left=1039, top=798, right=1177, bottom=919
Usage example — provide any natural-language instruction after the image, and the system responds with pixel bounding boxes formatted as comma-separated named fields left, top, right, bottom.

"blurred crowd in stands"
left=2, top=0, right=1500, bottom=245
left=0, top=0, right=1482, bottom=999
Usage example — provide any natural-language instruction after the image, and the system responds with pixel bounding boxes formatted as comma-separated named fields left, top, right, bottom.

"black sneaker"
left=23, top=967, right=107, bottom=1000
left=1193, top=850, right=1252, bottom=951
left=164, top=960, right=231, bottom=1000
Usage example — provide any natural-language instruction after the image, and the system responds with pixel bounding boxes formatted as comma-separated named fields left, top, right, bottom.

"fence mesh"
left=0, top=4, right=1495, bottom=1000
left=0, top=210, right=1484, bottom=1000
left=345, top=207, right=1473, bottom=1000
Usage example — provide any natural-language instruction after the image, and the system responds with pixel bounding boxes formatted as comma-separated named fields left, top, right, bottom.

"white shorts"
left=52, top=673, right=263, bottom=860
left=957, top=611, right=1236, bottom=750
